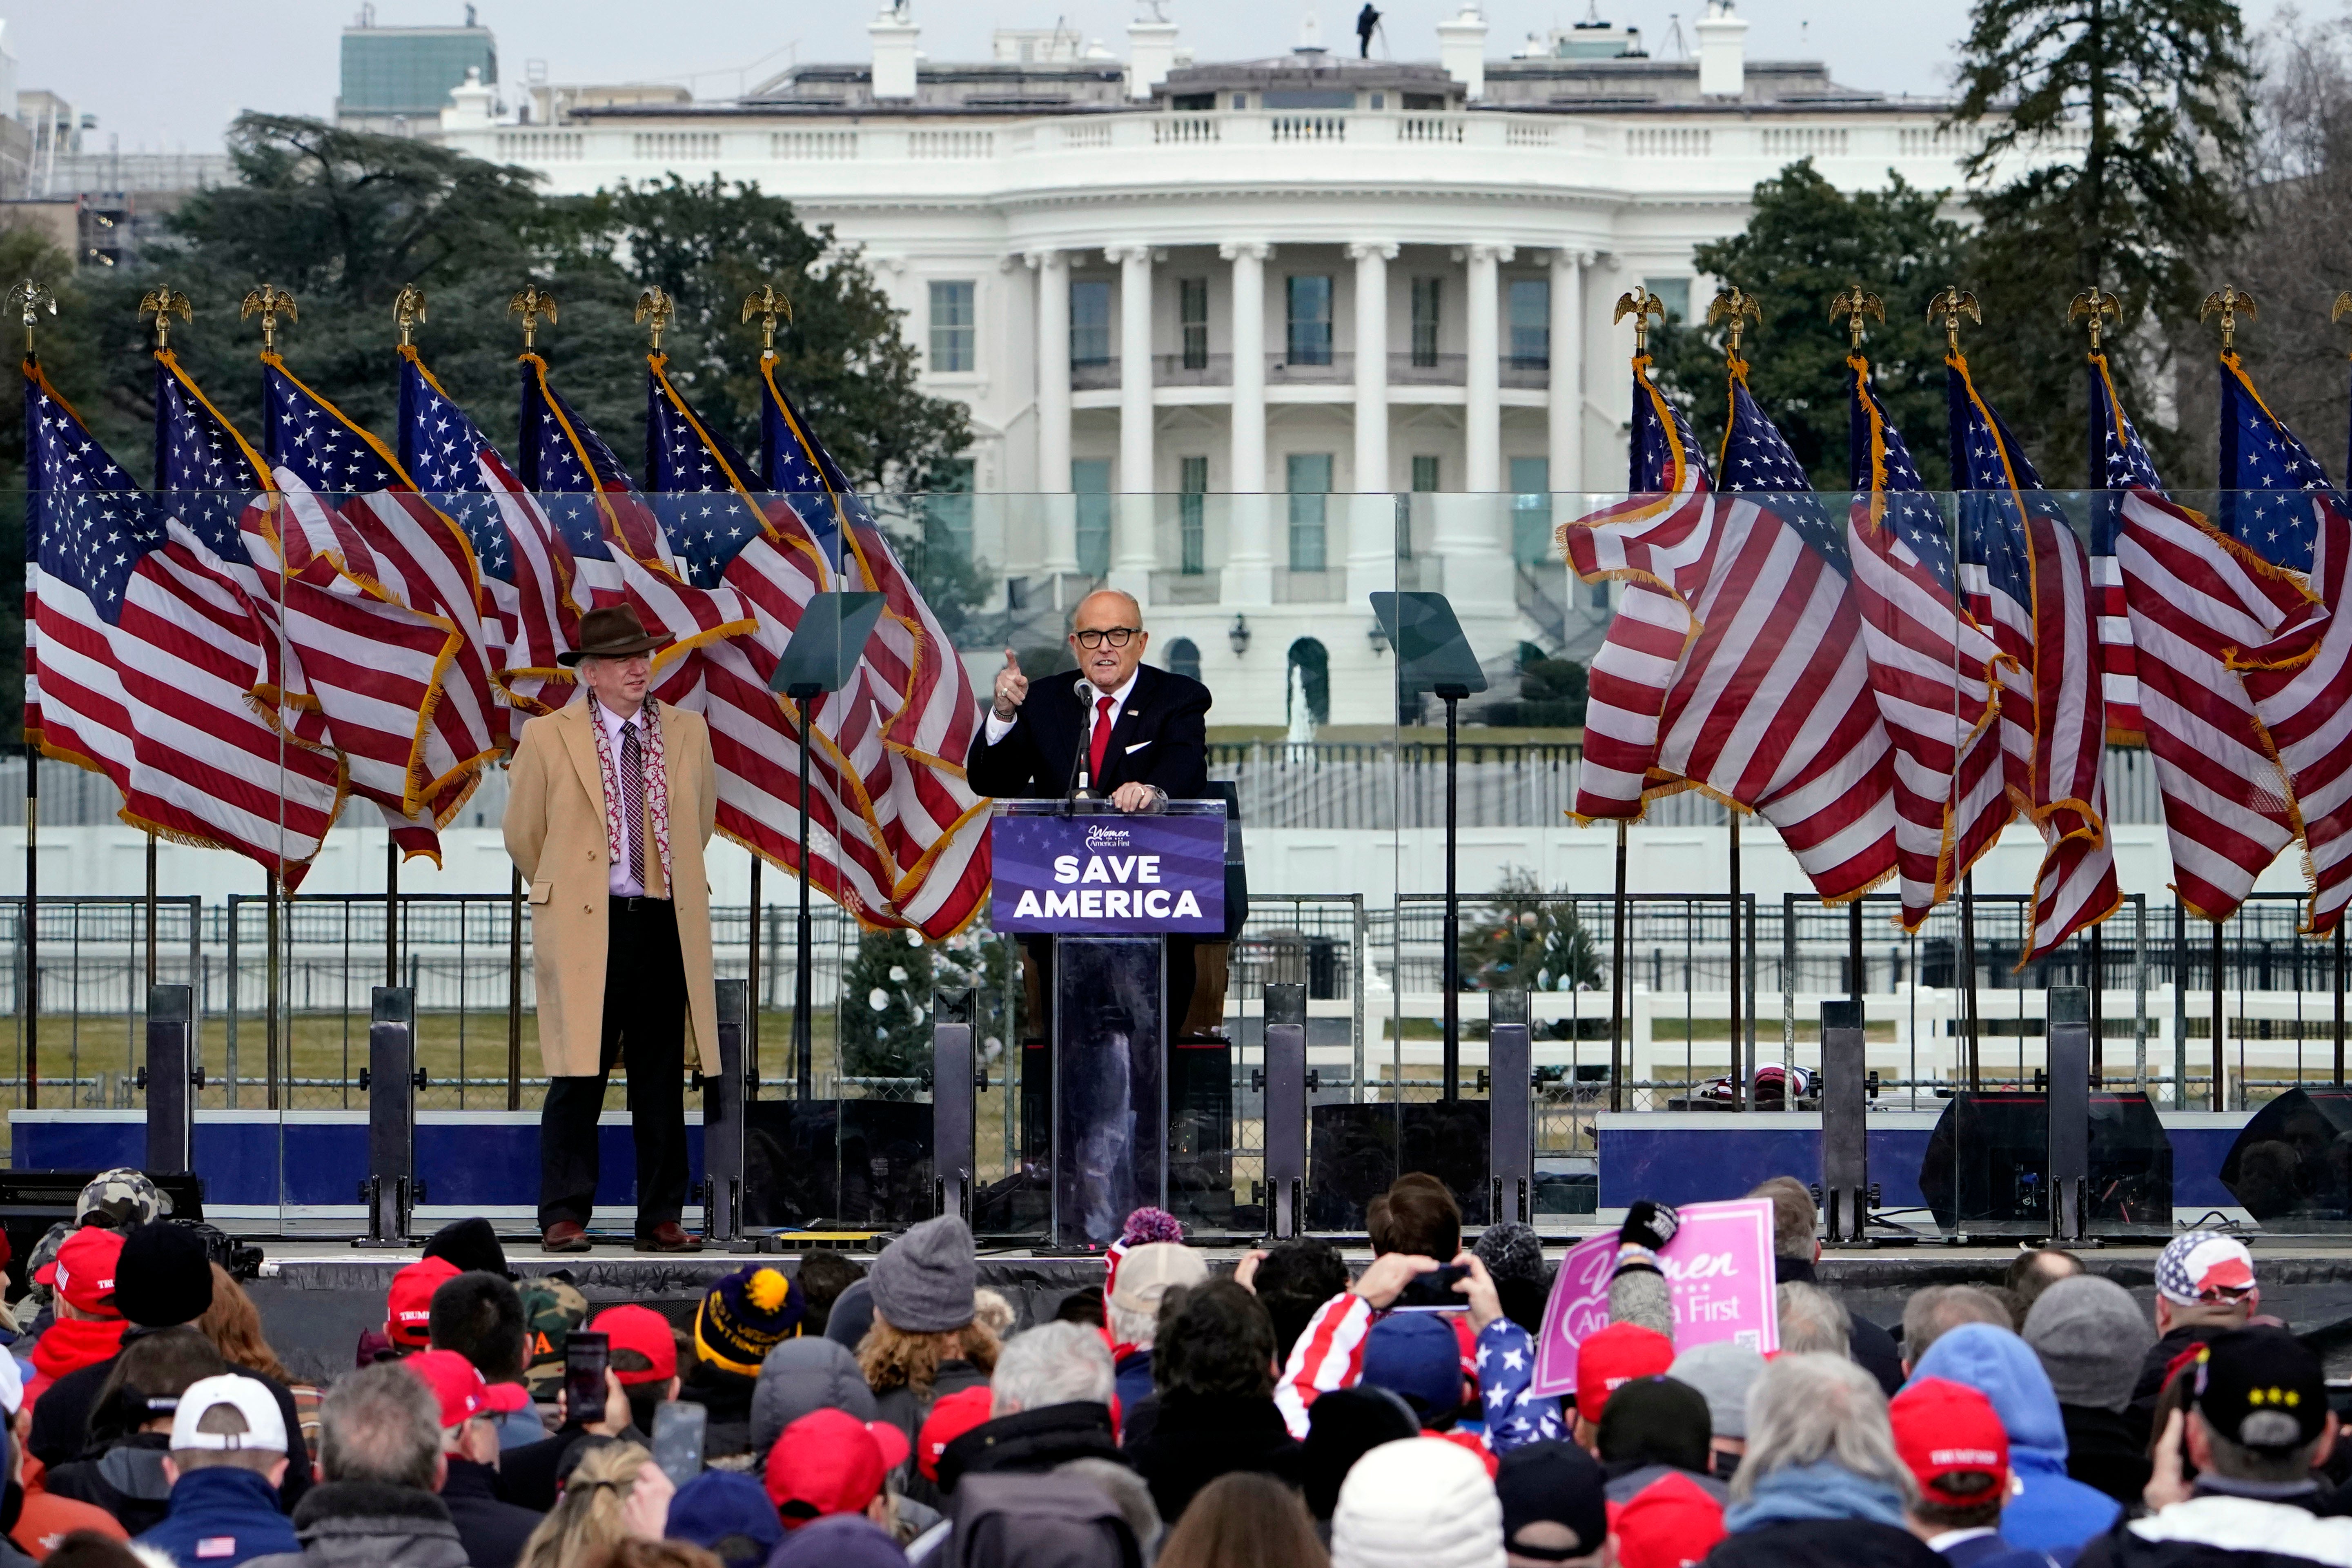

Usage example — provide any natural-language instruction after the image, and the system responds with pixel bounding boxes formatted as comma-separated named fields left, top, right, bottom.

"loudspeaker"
left=1918, top=1091, right=2170, bottom=1233
left=2220, top=1088, right=2352, bottom=1224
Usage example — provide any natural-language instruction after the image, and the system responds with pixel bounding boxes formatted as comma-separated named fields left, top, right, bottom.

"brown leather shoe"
left=540, top=1221, right=592, bottom=1254
left=634, top=1221, right=702, bottom=1254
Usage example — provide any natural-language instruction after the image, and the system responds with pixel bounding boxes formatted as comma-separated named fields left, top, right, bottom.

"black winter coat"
left=1123, top=1392, right=1304, bottom=1525
left=1705, top=1518, right=1947, bottom=1568
left=937, top=1402, right=1127, bottom=1497
left=2062, top=1403, right=2154, bottom=1508
left=437, top=1457, right=541, bottom=1568
left=2073, top=1494, right=2352, bottom=1568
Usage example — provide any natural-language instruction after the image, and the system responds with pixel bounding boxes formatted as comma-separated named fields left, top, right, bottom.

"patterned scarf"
left=589, top=697, right=671, bottom=895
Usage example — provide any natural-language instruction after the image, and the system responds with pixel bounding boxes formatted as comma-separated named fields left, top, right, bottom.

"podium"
left=989, top=798, right=1226, bottom=1246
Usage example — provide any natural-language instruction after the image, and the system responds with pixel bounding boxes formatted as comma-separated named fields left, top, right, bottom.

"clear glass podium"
left=985, top=798, right=1228, bottom=1247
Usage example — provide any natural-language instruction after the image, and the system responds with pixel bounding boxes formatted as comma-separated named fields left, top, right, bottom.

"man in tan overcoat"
left=505, top=604, right=719, bottom=1253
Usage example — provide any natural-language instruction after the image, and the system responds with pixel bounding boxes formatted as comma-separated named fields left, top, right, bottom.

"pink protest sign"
left=1528, top=1197, right=1780, bottom=1398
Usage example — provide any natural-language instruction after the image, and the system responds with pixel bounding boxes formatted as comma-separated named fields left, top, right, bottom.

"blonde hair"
left=197, top=1265, right=293, bottom=1385
left=972, top=1288, right=1016, bottom=1338
left=857, top=1314, right=999, bottom=1397
left=516, top=1441, right=653, bottom=1568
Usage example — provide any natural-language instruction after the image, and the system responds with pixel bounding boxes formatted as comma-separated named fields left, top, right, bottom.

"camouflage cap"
left=21, top=1221, right=70, bottom=1303
left=77, top=1169, right=167, bottom=1228
left=518, top=1275, right=588, bottom=1397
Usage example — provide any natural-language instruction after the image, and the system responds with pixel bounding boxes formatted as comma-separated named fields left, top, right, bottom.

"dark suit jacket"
left=967, top=664, right=1211, bottom=801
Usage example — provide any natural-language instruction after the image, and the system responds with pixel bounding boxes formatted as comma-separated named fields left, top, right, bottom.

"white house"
left=439, top=4, right=2021, bottom=727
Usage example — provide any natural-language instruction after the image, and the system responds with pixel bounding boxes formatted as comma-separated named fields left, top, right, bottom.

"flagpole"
left=22, top=737, right=34, bottom=1112
left=747, top=856, right=762, bottom=1099
left=1610, top=820, right=1627, bottom=1114
left=1962, top=872, right=1981, bottom=1091
left=144, top=835, right=157, bottom=991
left=1728, top=812, right=1743, bottom=1109
left=2212, top=918, right=2226, bottom=1110
left=265, top=867, right=280, bottom=1112
left=385, top=836, right=398, bottom=989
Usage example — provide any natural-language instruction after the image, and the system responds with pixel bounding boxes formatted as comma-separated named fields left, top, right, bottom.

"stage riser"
left=7, top=1109, right=2254, bottom=1234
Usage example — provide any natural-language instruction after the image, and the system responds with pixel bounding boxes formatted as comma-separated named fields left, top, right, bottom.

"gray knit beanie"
left=1669, top=1341, right=1766, bottom=1439
left=2023, top=1274, right=2155, bottom=1412
left=869, top=1215, right=978, bottom=1335
left=1474, top=1222, right=1547, bottom=1288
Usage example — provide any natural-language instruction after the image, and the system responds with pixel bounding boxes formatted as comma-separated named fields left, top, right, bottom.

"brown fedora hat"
left=559, top=604, right=672, bottom=666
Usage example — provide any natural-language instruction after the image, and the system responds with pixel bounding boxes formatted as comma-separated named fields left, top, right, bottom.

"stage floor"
left=238, top=1236, right=2352, bottom=1386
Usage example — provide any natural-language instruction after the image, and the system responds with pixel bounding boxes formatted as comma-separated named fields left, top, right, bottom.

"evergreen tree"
left=840, top=927, right=936, bottom=1082
left=1647, top=163, right=1969, bottom=490
left=1459, top=869, right=1602, bottom=996
left=1949, top=0, right=2254, bottom=483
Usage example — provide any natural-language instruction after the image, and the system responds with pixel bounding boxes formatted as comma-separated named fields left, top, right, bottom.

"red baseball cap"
left=37, top=1227, right=125, bottom=1319
left=592, top=1305, right=679, bottom=1386
left=477, top=1381, right=532, bottom=1414
left=1575, top=1323, right=1676, bottom=1424
left=765, top=1407, right=913, bottom=1526
left=1890, top=1377, right=2010, bottom=1510
left=1611, top=1471, right=1728, bottom=1568
left=404, top=1348, right=489, bottom=1429
left=917, top=1385, right=994, bottom=1482
left=385, top=1257, right=461, bottom=1350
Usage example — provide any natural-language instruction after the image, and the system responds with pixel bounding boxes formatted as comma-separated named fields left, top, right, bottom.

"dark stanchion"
left=1960, top=874, right=1981, bottom=1091
left=2047, top=985, right=2090, bottom=1244
left=1610, top=822, right=1628, bottom=1112
left=359, top=986, right=421, bottom=1244
left=702, top=978, right=749, bottom=1247
left=1820, top=998, right=1867, bottom=1245
left=1488, top=989, right=1531, bottom=1226
left=1263, top=982, right=1307, bottom=1240
left=142, top=983, right=198, bottom=1176
left=2212, top=919, right=2227, bottom=1110
left=931, top=987, right=976, bottom=1225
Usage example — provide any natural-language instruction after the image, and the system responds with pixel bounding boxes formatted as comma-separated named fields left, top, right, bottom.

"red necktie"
left=1089, top=694, right=1115, bottom=783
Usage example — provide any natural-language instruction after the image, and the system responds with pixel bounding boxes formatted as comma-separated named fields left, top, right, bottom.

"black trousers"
left=538, top=897, right=690, bottom=1234
left=1018, top=935, right=1196, bottom=1163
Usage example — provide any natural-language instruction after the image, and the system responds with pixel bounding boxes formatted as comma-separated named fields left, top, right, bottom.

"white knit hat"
left=1332, top=1437, right=1504, bottom=1568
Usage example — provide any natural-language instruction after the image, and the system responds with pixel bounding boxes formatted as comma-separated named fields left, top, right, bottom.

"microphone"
left=1067, top=675, right=1100, bottom=802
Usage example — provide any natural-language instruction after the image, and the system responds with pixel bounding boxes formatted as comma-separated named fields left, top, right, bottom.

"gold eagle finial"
left=239, top=284, right=298, bottom=357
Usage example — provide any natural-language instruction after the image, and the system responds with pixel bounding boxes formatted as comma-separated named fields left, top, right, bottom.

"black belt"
left=611, top=895, right=673, bottom=916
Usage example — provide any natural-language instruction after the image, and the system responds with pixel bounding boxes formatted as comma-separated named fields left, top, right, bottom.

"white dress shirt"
left=596, top=700, right=653, bottom=898
left=984, top=671, right=1139, bottom=780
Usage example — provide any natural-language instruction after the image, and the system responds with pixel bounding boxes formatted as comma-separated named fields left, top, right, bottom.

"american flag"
left=516, top=354, right=753, bottom=715
left=1644, top=363, right=1896, bottom=904
left=644, top=355, right=979, bottom=935
left=1948, top=354, right=2120, bottom=957
left=25, top=357, right=343, bottom=885
left=1846, top=353, right=2009, bottom=928
left=2110, top=363, right=2316, bottom=922
left=2220, top=353, right=2329, bottom=572
left=258, top=357, right=500, bottom=859
left=397, top=346, right=579, bottom=728
left=2223, top=355, right=2352, bottom=933
left=1561, top=358, right=1711, bottom=821
left=152, top=350, right=324, bottom=753
left=2087, top=355, right=2159, bottom=745
left=759, top=357, right=991, bottom=938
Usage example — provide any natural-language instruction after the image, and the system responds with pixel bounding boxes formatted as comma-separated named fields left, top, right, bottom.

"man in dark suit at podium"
left=969, top=588, right=1212, bottom=1158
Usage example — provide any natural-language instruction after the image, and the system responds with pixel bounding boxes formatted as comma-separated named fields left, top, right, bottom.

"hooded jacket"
left=749, top=1337, right=878, bottom=1462
left=242, top=1480, right=471, bottom=1568
left=1911, top=1324, right=2124, bottom=1556
left=136, top=1464, right=302, bottom=1568
left=1711, top=1462, right=1946, bottom=1568
left=40, top=1430, right=176, bottom=1535
left=2074, top=1493, right=2352, bottom=1568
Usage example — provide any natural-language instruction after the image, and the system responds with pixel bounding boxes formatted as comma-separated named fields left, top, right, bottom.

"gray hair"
left=1108, top=1293, right=1160, bottom=1351
left=1775, top=1281, right=1851, bottom=1356
left=1902, top=1285, right=2011, bottom=1364
left=1736, top=1352, right=1915, bottom=1507
left=1609, top=1269, right=1675, bottom=1340
left=319, top=1361, right=442, bottom=1490
left=991, top=1321, right=1115, bottom=1416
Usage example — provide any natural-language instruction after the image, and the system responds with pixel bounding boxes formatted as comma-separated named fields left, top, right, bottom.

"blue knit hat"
left=1359, top=1313, right=1464, bottom=1421
left=695, top=1265, right=802, bottom=1376
left=666, top=1470, right=782, bottom=1568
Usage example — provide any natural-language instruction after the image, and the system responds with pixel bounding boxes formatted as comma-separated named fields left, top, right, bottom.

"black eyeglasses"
left=1073, top=627, right=1140, bottom=649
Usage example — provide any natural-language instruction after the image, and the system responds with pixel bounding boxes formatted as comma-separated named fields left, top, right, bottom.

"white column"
left=1348, top=241, right=1397, bottom=605
left=1030, top=249, right=1078, bottom=579
left=1221, top=240, right=1272, bottom=604
left=1464, top=243, right=1510, bottom=493
left=1109, top=244, right=1158, bottom=600
left=1548, top=248, right=1586, bottom=499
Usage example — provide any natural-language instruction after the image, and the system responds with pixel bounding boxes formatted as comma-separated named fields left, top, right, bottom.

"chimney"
left=1127, top=17, right=1179, bottom=99
left=443, top=66, right=495, bottom=130
left=870, top=4, right=919, bottom=101
left=1695, top=1, right=1748, bottom=98
left=1437, top=4, right=1488, bottom=100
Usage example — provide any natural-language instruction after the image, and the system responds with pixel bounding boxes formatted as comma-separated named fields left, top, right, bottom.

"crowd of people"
left=0, top=1169, right=2338, bottom=1568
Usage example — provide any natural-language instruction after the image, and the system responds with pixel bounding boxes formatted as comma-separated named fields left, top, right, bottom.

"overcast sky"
left=12, top=0, right=2318, bottom=151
